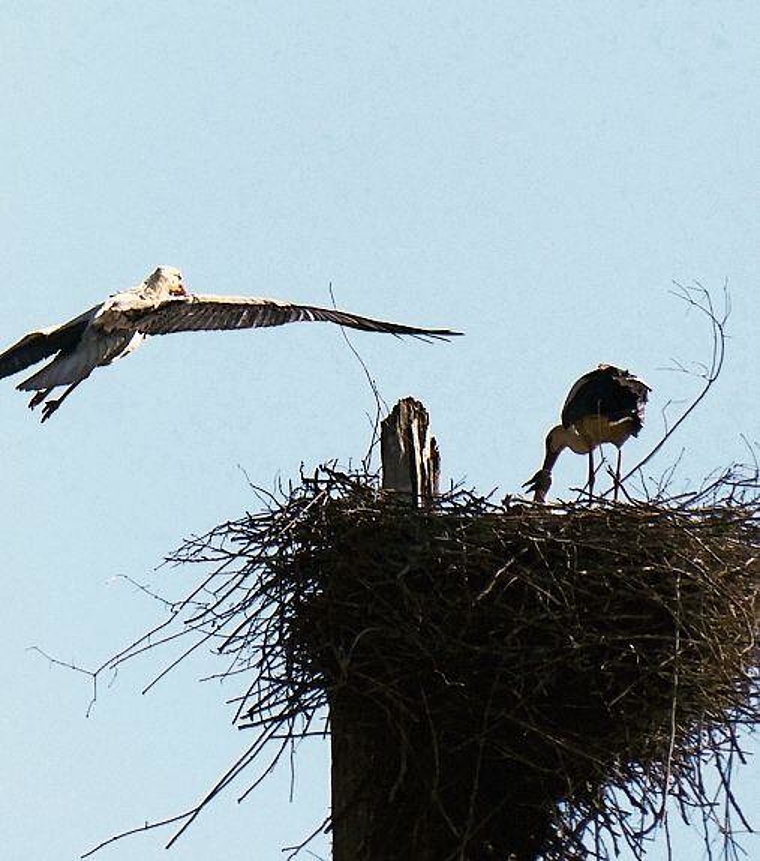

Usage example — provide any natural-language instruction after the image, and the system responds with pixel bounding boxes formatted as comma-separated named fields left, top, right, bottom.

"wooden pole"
left=330, top=399, right=550, bottom=860
left=380, top=396, right=440, bottom=506
left=331, top=397, right=441, bottom=861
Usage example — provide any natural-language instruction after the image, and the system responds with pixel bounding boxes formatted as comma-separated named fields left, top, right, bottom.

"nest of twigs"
left=162, top=467, right=758, bottom=861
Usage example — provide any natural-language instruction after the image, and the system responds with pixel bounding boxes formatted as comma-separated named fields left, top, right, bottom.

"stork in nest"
left=524, top=364, right=650, bottom=503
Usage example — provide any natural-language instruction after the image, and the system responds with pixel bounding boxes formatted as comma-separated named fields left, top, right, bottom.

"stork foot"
left=40, top=400, right=62, bottom=423
left=28, top=390, right=50, bottom=411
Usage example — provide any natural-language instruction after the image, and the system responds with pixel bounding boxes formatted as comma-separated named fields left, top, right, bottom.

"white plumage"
left=523, top=364, right=650, bottom=502
left=0, top=266, right=461, bottom=421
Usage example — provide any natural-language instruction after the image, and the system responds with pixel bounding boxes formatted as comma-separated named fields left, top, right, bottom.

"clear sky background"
left=1, top=3, right=757, bottom=860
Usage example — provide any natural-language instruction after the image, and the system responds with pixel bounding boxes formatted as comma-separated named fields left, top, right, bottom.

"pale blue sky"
left=1, top=3, right=757, bottom=860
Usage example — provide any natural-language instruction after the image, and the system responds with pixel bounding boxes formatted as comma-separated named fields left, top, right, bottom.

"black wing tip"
left=407, top=328, right=464, bottom=342
left=599, top=363, right=650, bottom=389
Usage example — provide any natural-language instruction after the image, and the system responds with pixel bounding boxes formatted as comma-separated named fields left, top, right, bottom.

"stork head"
left=521, top=426, right=565, bottom=503
left=145, top=266, right=186, bottom=297
left=522, top=467, right=553, bottom=503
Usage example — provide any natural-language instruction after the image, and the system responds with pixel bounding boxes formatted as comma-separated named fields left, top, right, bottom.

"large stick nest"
left=161, top=467, right=758, bottom=860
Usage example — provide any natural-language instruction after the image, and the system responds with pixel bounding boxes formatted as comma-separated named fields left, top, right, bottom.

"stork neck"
left=543, top=424, right=590, bottom=471
left=542, top=426, right=564, bottom=472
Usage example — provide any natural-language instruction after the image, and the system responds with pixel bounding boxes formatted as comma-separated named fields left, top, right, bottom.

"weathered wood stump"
left=332, top=397, right=443, bottom=861
left=380, top=396, right=440, bottom=505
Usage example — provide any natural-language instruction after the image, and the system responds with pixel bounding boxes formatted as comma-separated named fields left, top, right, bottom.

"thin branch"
left=328, top=282, right=388, bottom=473
left=81, top=810, right=196, bottom=859
left=606, top=282, right=730, bottom=499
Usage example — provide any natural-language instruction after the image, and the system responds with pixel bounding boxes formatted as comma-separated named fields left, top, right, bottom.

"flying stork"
left=0, top=266, right=461, bottom=422
left=523, top=364, right=650, bottom=503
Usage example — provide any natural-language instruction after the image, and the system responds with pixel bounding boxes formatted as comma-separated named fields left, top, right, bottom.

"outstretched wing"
left=0, top=306, right=99, bottom=381
left=133, top=294, right=462, bottom=341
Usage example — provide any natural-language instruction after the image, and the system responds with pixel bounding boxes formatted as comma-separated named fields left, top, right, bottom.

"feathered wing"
left=132, top=294, right=462, bottom=340
left=16, top=328, right=140, bottom=390
left=562, top=366, right=650, bottom=429
left=0, top=306, right=99, bottom=381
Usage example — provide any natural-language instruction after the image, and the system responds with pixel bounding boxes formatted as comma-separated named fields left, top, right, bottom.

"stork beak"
left=522, top=468, right=552, bottom=503
left=170, top=284, right=187, bottom=296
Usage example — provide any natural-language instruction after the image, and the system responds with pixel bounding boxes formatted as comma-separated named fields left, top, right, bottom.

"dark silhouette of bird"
left=523, top=364, right=650, bottom=502
left=0, top=266, right=462, bottom=422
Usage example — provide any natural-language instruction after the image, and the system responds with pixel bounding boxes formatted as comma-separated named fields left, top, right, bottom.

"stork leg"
left=587, top=450, right=595, bottom=501
left=613, top=448, right=623, bottom=502
left=40, top=381, right=83, bottom=423
left=28, top=388, right=53, bottom=411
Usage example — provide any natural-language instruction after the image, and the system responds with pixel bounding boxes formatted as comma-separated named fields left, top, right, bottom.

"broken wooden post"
left=331, top=397, right=441, bottom=861
left=380, top=396, right=440, bottom=505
